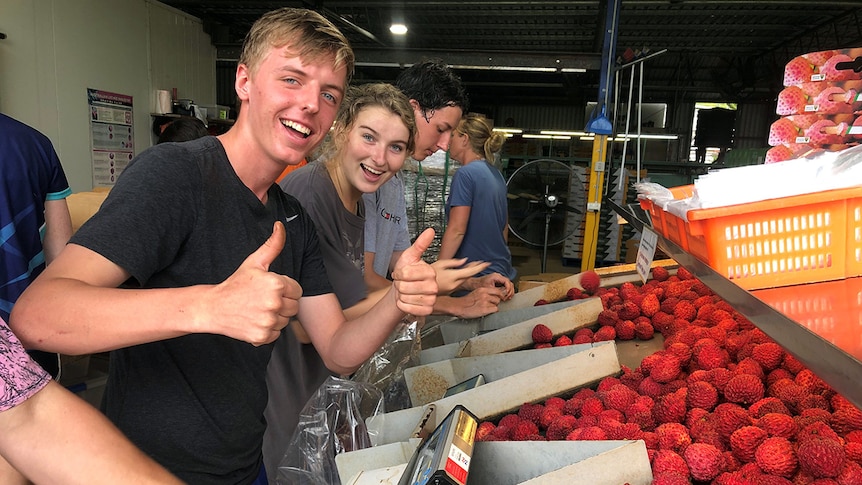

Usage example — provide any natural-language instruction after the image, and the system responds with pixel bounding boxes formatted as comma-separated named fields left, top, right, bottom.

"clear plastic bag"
left=350, top=316, right=422, bottom=412
left=275, top=376, right=383, bottom=485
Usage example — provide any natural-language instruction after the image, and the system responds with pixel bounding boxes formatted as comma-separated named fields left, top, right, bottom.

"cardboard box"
left=67, top=189, right=109, bottom=233
left=369, top=341, right=620, bottom=445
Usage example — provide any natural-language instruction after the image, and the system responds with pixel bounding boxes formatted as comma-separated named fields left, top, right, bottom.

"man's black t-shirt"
left=71, top=136, right=332, bottom=484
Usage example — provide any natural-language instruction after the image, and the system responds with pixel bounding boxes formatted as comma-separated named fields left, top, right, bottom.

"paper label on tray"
left=445, top=444, right=470, bottom=484
left=636, top=227, right=659, bottom=284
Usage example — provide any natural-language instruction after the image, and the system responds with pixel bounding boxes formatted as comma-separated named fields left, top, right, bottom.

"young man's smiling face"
left=236, top=45, right=347, bottom=166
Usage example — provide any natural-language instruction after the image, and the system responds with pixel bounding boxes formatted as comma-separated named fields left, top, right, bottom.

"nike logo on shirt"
left=284, top=215, right=299, bottom=223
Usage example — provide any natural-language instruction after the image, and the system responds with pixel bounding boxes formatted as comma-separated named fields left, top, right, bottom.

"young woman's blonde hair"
left=239, top=8, right=355, bottom=81
left=456, top=113, right=507, bottom=164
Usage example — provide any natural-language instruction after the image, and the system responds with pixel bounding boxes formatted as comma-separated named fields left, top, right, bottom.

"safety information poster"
left=88, top=88, right=135, bottom=187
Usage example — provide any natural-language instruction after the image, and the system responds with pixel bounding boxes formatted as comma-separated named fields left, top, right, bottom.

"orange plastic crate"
left=685, top=186, right=862, bottom=290
left=640, top=185, right=862, bottom=290
left=638, top=186, right=694, bottom=251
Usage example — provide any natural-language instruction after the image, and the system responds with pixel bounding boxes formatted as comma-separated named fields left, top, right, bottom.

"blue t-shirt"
left=446, top=160, right=516, bottom=281
left=0, top=114, right=71, bottom=321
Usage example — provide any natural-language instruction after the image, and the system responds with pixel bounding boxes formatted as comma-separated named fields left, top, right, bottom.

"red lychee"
left=687, top=380, right=719, bottom=411
left=684, top=443, right=725, bottom=482
left=545, top=414, right=578, bottom=440
left=797, top=437, right=846, bottom=478
left=652, top=266, right=670, bottom=282
left=531, top=323, right=553, bottom=344
left=566, top=287, right=585, bottom=300
left=755, top=436, right=798, bottom=477
left=553, top=335, right=573, bottom=346
left=757, top=412, right=798, bottom=439
left=579, top=270, right=601, bottom=295
left=476, top=421, right=496, bottom=441
left=730, top=425, right=768, bottom=462
left=651, top=449, right=690, bottom=479
left=752, top=342, right=786, bottom=371
left=593, top=325, right=616, bottom=342
left=725, top=374, right=766, bottom=405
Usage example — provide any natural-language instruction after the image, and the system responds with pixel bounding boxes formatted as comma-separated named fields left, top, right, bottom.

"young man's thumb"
left=243, top=221, right=286, bottom=271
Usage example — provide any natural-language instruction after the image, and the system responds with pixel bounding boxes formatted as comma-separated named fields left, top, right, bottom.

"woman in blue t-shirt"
left=441, top=113, right=517, bottom=282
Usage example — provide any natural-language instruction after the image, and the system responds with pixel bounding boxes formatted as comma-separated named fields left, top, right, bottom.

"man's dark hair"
left=158, top=117, right=209, bottom=144
left=395, top=59, right=468, bottom=120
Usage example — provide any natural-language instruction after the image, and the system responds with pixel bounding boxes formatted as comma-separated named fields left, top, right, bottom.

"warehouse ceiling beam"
left=216, top=46, right=603, bottom=73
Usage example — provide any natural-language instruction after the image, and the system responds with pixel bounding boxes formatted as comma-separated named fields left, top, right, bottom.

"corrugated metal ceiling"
left=160, top=1, right=862, bottom=107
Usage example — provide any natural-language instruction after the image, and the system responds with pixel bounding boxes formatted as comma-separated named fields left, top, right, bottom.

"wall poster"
left=88, top=88, right=134, bottom=187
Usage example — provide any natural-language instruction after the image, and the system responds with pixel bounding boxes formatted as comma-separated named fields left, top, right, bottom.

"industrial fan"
left=507, top=159, right=581, bottom=273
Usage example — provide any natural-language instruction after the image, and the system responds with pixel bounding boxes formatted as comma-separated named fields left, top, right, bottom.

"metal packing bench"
left=609, top=198, right=862, bottom=411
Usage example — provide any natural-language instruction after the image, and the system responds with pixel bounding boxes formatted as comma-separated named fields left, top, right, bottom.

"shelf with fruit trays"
left=608, top=198, right=862, bottom=411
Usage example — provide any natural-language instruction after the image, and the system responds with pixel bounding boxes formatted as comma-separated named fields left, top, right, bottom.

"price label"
left=636, top=227, right=659, bottom=284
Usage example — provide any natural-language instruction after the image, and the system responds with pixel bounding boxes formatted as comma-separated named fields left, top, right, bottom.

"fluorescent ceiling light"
left=449, top=64, right=558, bottom=73
left=541, top=130, right=588, bottom=137
left=523, top=134, right=571, bottom=140
left=389, top=24, right=408, bottom=35
left=493, top=128, right=523, bottom=134
left=615, top=134, right=679, bottom=140
left=561, top=68, right=587, bottom=73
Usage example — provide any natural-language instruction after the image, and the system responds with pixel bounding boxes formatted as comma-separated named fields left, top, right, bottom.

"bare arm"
left=364, top=251, right=393, bottom=291
left=43, top=198, right=73, bottom=264
left=432, top=287, right=505, bottom=319
left=438, top=205, right=470, bottom=260
left=0, top=381, right=183, bottom=484
left=296, top=229, right=438, bottom=375
left=11, top=223, right=301, bottom=354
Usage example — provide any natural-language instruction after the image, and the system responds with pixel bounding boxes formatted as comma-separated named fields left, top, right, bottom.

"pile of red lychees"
left=478, top=266, right=862, bottom=484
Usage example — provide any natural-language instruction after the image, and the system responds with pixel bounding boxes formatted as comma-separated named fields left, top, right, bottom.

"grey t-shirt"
left=363, top=172, right=411, bottom=278
left=279, top=162, right=367, bottom=308
left=265, top=161, right=368, bottom=481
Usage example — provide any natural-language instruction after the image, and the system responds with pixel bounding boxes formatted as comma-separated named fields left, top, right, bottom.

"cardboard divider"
left=467, top=440, right=652, bottom=485
left=498, top=260, right=677, bottom=312
left=368, top=341, right=620, bottom=446
left=406, top=343, right=599, bottom=407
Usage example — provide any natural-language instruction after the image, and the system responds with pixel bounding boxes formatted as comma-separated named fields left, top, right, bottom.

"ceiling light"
left=449, top=65, right=558, bottom=73
left=541, top=130, right=587, bottom=137
left=522, top=134, right=571, bottom=140
left=493, top=128, right=523, bottom=134
left=389, top=24, right=408, bottom=35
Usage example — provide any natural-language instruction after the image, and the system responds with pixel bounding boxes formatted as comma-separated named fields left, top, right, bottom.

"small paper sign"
left=636, top=227, right=659, bottom=283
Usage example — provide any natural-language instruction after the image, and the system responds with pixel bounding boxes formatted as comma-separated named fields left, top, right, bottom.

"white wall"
left=0, top=0, right=216, bottom=192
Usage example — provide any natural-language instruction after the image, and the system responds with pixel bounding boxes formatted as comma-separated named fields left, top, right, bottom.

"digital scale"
left=398, top=405, right=479, bottom=485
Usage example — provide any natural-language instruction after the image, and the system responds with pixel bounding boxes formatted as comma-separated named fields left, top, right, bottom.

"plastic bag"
left=350, top=315, right=422, bottom=412
left=275, top=376, right=383, bottom=485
